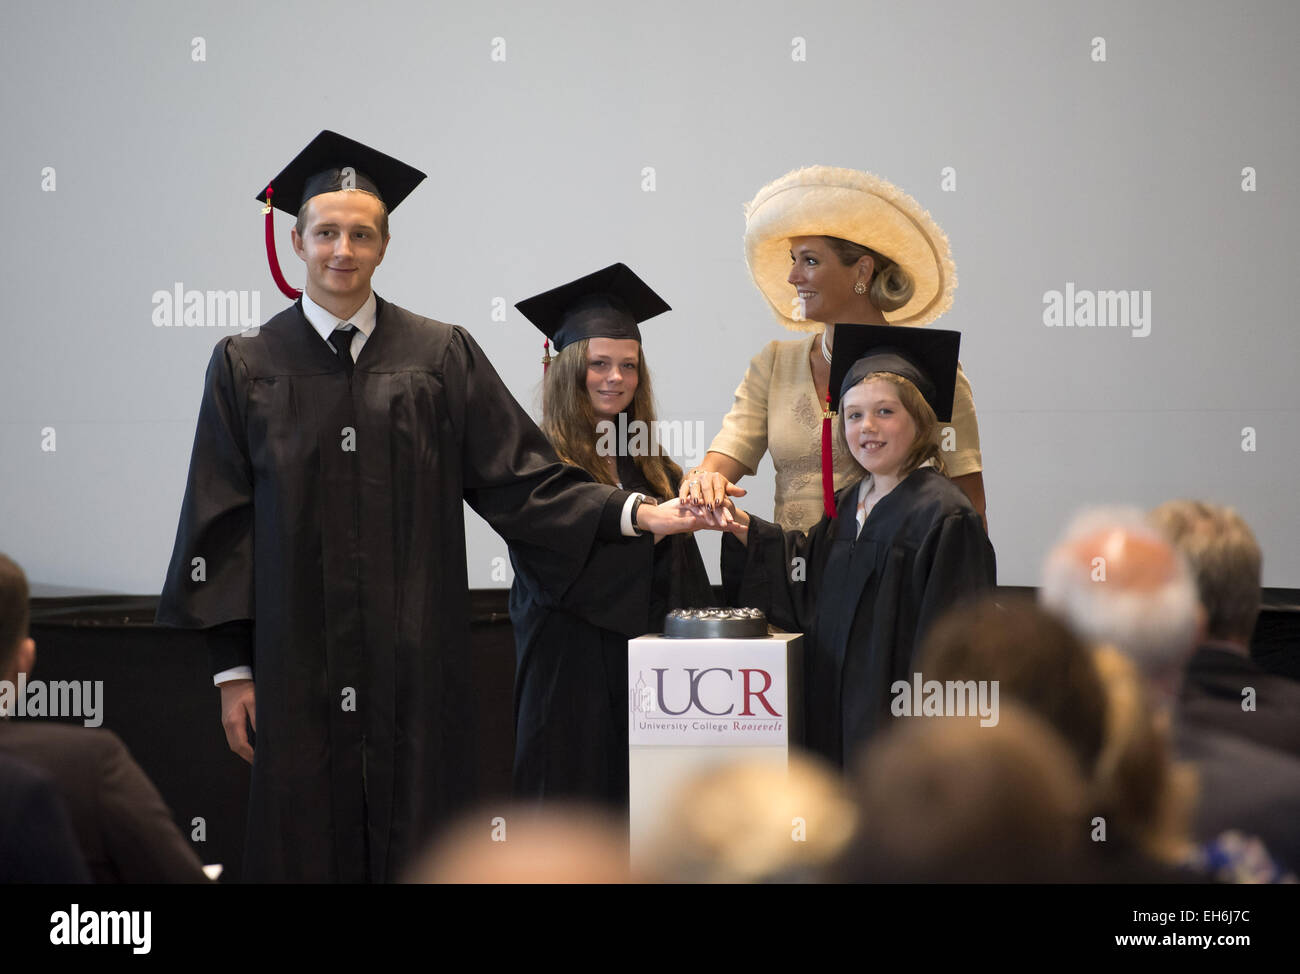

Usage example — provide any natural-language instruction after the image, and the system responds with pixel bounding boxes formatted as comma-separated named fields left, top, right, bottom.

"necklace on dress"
left=820, top=329, right=832, bottom=364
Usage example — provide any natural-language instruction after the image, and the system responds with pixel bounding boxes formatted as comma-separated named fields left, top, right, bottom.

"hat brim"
left=744, top=166, right=957, bottom=331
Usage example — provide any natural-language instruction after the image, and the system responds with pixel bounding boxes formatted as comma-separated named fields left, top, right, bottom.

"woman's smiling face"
left=585, top=337, right=640, bottom=419
left=786, top=235, right=867, bottom=323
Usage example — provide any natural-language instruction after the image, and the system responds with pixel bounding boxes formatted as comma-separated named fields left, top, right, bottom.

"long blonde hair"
left=540, top=338, right=681, bottom=500
left=1090, top=646, right=1198, bottom=864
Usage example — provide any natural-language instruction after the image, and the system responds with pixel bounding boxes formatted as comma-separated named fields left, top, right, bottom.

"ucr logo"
left=651, top=668, right=781, bottom=717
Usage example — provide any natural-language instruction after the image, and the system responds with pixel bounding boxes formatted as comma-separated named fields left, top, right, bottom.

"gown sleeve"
left=446, top=326, right=653, bottom=634
left=911, top=509, right=997, bottom=645
left=156, top=339, right=256, bottom=672
left=721, top=511, right=836, bottom=635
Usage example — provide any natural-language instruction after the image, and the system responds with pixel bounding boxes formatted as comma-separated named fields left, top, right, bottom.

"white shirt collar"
left=854, top=458, right=939, bottom=525
left=301, top=290, right=377, bottom=343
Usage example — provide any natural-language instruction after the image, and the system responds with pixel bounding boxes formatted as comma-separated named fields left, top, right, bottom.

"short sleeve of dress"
left=943, top=363, right=983, bottom=478
left=706, top=340, right=779, bottom=476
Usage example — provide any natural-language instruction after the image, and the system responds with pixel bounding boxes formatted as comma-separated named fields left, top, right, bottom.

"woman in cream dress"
left=681, top=166, right=986, bottom=533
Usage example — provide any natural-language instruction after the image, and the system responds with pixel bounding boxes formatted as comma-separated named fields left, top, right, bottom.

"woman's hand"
left=680, top=460, right=748, bottom=511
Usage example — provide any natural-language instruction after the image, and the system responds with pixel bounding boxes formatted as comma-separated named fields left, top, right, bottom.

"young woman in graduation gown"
left=716, top=325, right=996, bottom=769
left=681, top=166, right=987, bottom=533
left=509, top=264, right=715, bottom=805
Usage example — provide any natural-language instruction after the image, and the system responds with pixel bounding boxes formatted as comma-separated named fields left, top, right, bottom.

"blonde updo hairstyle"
left=836, top=371, right=945, bottom=480
left=823, top=235, right=915, bottom=313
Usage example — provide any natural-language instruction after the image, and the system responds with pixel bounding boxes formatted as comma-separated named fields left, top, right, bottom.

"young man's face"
left=291, top=190, right=389, bottom=310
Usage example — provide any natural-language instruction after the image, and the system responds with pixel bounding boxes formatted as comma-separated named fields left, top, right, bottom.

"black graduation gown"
left=156, top=296, right=650, bottom=882
left=509, top=455, right=714, bottom=805
left=722, top=467, right=996, bottom=768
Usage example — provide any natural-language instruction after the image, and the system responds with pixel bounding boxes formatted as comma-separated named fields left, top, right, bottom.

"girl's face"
left=585, top=337, right=640, bottom=420
left=842, top=378, right=918, bottom=478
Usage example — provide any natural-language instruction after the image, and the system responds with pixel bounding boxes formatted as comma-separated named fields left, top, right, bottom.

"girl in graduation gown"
left=718, top=325, right=996, bottom=769
left=509, top=264, right=715, bottom=805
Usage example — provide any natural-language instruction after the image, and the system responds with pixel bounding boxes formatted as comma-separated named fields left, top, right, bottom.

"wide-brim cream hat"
left=744, top=166, right=957, bottom=332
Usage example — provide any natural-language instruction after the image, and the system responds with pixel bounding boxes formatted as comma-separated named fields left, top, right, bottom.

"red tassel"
left=542, top=339, right=552, bottom=376
left=821, top=392, right=836, bottom=519
left=263, top=184, right=302, bottom=300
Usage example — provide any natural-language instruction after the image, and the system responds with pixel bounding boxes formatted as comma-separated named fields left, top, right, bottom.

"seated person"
left=1150, top=500, right=1300, bottom=761
left=0, top=754, right=90, bottom=883
left=0, top=553, right=208, bottom=883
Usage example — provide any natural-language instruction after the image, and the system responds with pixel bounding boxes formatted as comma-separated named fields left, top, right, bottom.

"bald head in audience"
left=1040, top=507, right=1202, bottom=704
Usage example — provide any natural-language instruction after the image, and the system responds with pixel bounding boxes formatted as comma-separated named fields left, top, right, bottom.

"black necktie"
left=329, top=325, right=356, bottom=379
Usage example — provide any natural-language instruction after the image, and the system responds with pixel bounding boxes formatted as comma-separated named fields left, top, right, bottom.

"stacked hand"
left=679, top=468, right=746, bottom=511
left=677, top=469, right=751, bottom=536
left=634, top=496, right=714, bottom=537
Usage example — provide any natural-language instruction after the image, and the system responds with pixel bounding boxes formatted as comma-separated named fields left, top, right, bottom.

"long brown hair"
left=541, top=338, right=682, bottom=500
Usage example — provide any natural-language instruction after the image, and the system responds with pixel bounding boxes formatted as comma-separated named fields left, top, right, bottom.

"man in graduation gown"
left=156, top=132, right=699, bottom=882
left=718, top=325, right=997, bottom=768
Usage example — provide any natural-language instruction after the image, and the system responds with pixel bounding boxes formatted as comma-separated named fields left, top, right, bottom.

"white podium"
left=626, top=630, right=803, bottom=858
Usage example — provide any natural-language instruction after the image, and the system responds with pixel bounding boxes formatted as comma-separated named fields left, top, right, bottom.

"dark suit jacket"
left=0, top=754, right=90, bottom=883
left=1178, top=643, right=1300, bottom=760
left=1176, top=722, right=1300, bottom=874
left=0, top=719, right=207, bottom=883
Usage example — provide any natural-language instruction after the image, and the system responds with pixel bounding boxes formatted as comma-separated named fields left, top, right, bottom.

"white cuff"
left=620, top=493, right=646, bottom=536
left=214, top=666, right=253, bottom=687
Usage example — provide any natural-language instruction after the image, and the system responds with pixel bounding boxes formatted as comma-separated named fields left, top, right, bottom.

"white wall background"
left=2, top=0, right=1297, bottom=594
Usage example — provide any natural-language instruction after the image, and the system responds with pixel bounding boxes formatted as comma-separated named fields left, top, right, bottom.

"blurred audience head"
left=408, top=803, right=633, bottom=884
left=1040, top=506, right=1201, bottom=700
left=0, top=553, right=35, bottom=680
left=919, top=595, right=1107, bottom=777
left=640, top=754, right=858, bottom=882
left=1149, top=500, right=1262, bottom=650
left=835, top=705, right=1087, bottom=882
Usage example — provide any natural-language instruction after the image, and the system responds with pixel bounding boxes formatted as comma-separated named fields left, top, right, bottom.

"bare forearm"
left=689, top=452, right=749, bottom=485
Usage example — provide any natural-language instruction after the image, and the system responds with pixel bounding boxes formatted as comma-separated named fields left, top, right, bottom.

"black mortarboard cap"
left=827, top=324, right=961, bottom=421
left=256, top=130, right=427, bottom=215
left=515, top=263, right=671, bottom=351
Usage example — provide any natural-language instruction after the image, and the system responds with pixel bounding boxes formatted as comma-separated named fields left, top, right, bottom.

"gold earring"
left=854, top=280, right=868, bottom=295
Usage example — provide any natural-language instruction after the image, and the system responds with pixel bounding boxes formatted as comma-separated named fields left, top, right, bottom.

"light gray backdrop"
left=2, top=0, right=1297, bottom=594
